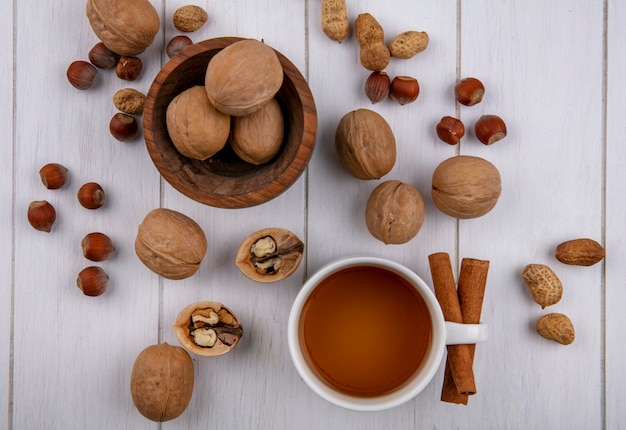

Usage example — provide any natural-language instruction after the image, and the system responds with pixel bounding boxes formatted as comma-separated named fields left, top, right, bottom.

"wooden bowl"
left=143, top=37, right=317, bottom=208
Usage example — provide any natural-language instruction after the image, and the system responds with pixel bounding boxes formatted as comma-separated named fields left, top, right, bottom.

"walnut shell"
left=86, top=0, right=160, bottom=56
left=335, top=109, right=396, bottom=180
left=166, top=85, right=230, bottom=160
left=365, top=180, right=426, bottom=244
left=230, top=98, right=284, bottom=165
left=135, top=208, right=207, bottom=280
left=235, top=227, right=304, bottom=282
left=205, top=39, right=284, bottom=116
left=174, top=301, right=243, bottom=356
left=130, top=343, right=194, bottom=422
left=431, top=155, right=501, bottom=219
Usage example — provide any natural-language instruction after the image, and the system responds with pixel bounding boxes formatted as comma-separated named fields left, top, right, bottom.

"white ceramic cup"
left=287, top=256, right=488, bottom=412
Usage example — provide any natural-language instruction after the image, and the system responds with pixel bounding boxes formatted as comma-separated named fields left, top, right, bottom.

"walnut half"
left=173, top=301, right=243, bottom=356
left=235, top=227, right=304, bottom=283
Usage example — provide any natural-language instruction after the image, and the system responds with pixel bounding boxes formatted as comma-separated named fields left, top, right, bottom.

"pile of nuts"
left=27, top=163, right=114, bottom=297
left=522, top=238, right=605, bottom=345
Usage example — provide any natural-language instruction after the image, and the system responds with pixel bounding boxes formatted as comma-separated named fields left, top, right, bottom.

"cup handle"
left=444, top=321, right=488, bottom=345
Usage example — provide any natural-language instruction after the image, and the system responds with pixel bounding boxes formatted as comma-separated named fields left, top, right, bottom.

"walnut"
left=365, top=180, right=426, bottom=244
left=335, top=109, right=396, bottom=180
left=134, top=208, right=207, bottom=280
left=235, top=228, right=304, bottom=282
left=173, top=302, right=243, bottom=356
left=431, top=155, right=502, bottom=219
left=230, top=98, right=284, bottom=165
left=166, top=85, right=230, bottom=160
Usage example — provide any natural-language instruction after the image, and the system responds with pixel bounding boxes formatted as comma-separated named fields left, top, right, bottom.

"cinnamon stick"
left=428, top=253, right=476, bottom=396
left=440, top=258, right=489, bottom=404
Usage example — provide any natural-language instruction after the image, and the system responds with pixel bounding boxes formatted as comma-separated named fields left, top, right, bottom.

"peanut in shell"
left=522, top=264, right=563, bottom=308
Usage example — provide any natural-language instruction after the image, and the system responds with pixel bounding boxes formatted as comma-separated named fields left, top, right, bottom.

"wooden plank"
left=11, top=1, right=163, bottom=428
left=606, top=0, right=626, bottom=427
left=0, top=0, right=14, bottom=427
left=454, top=1, right=605, bottom=428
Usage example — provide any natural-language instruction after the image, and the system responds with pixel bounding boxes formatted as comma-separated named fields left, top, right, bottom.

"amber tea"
left=299, top=265, right=433, bottom=397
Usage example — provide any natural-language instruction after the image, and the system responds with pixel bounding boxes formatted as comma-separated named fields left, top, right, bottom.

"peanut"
left=355, top=13, right=390, bottom=71
left=536, top=313, right=575, bottom=345
left=389, top=31, right=429, bottom=59
left=321, top=0, right=349, bottom=43
left=555, top=238, right=605, bottom=266
left=522, top=264, right=563, bottom=308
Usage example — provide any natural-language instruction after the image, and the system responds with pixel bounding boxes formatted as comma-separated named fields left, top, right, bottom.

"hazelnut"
left=436, top=116, right=465, bottom=145
left=130, top=343, right=194, bottom=422
left=390, top=76, right=419, bottom=105
left=135, top=208, right=207, bottom=280
left=113, top=88, right=145, bottom=115
left=431, top=155, right=502, bottom=219
left=39, top=163, right=68, bottom=189
left=81, top=232, right=115, bottom=262
left=335, top=109, right=396, bottom=180
left=115, top=56, right=143, bottom=81
left=364, top=71, right=390, bottom=104
left=27, top=200, right=56, bottom=233
left=173, top=5, right=208, bottom=32
left=110, top=113, right=139, bottom=142
left=235, top=228, right=304, bottom=282
left=166, top=35, right=193, bottom=58
left=77, top=182, right=105, bottom=209
left=88, top=42, right=120, bottom=69
left=66, top=60, right=97, bottom=90
left=365, top=180, right=426, bottom=244
left=454, top=77, right=485, bottom=106
left=173, top=301, right=243, bottom=356
left=76, top=266, right=109, bottom=297
left=474, top=114, right=507, bottom=145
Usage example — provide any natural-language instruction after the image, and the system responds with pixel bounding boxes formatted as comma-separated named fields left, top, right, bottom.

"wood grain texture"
left=2, top=0, right=624, bottom=428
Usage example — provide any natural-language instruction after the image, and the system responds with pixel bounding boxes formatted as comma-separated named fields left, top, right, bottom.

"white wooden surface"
left=2, top=1, right=624, bottom=429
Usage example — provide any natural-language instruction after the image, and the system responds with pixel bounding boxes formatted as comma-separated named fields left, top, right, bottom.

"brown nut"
left=364, top=71, right=390, bottom=104
left=321, top=0, right=349, bottom=43
left=27, top=200, right=56, bottom=233
left=116, top=56, right=143, bottom=81
left=436, top=116, right=465, bottom=145
left=39, top=163, right=69, bottom=189
left=76, top=266, right=109, bottom=297
left=86, top=0, right=160, bottom=56
left=431, top=155, right=501, bottom=219
left=166, top=35, right=193, bottom=58
left=174, top=301, right=243, bottom=356
left=77, top=182, right=105, bottom=209
left=365, top=180, right=426, bottom=244
left=454, top=77, right=485, bottom=106
left=113, top=88, right=145, bottom=115
left=81, top=232, right=115, bottom=261
left=235, top=227, right=304, bottom=283
left=88, top=42, right=120, bottom=68
left=522, top=264, right=563, bottom=308
left=130, top=343, right=194, bottom=422
left=355, top=13, right=390, bottom=71
left=110, top=112, right=139, bottom=142
left=389, top=31, right=429, bottom=59
left=555, top=238, right=605, bottom=266
left=390, top=76, right=419, bottom=105
left=135, top=208, right=207, bottom=280
left=335, top=109, right=396, bottom=180
left=173, top=5, right=208, bottom=32
left=230, top=98, right=284, bottom=165
left=166, top=86, right=230, bottom=160
left=67, top=60, right=97, bottom=90
left=536, top=313, right=575, bottom=345
left=205, top=39, right=283, bottom=116
left=474, top=114, right=507, bottom=145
